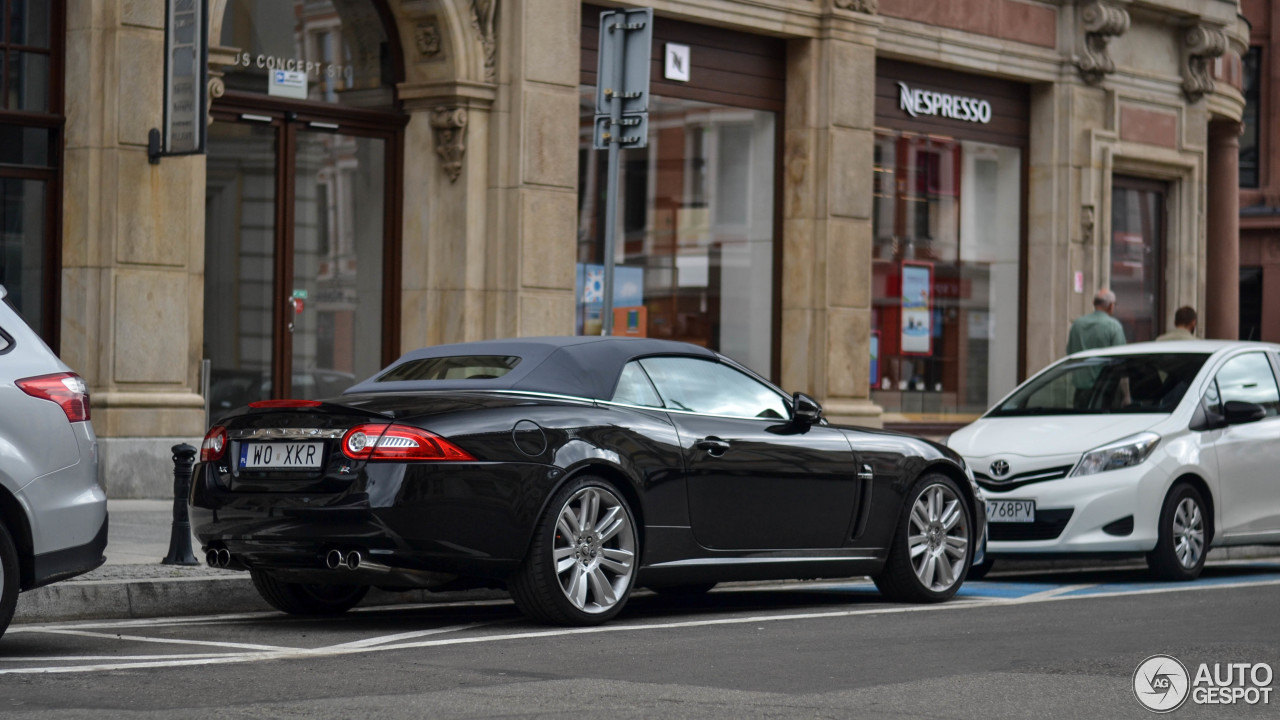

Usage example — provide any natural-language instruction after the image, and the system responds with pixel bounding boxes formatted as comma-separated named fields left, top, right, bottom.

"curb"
left=15, top=546, right=1279, bottom=625
left=14, top=575, right=511, bottom=624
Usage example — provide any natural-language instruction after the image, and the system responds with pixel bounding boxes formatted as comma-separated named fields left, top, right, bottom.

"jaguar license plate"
left=986, top=499, right=1035, bottom=523
left=238, top=441, right=324, bottom=470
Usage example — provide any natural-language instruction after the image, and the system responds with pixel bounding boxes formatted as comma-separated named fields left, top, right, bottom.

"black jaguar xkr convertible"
left=191, top=336, right=985, bottom=625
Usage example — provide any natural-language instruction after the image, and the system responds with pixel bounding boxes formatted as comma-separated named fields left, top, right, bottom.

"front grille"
left=974, top=465, right=1074, bottom=491
left=989, top=508, right=1074, bottom=541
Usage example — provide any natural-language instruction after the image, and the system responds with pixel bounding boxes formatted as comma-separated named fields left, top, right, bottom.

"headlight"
left=1070, top=432, right=1161, bottom=477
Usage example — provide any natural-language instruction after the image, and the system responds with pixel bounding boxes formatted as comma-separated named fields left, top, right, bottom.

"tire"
left=649, top=582, right=717, bottom=597
left=966, top=554, right=995, bottom=581
left=873, top=473, right=973, bottom=603
left=509, top=475, right=639, bottom=625
left=0, top=521, right=18, bottom=640
left=1147, top=483, right=1208, bottom=581
left=250, top=569, right=368, bottom=615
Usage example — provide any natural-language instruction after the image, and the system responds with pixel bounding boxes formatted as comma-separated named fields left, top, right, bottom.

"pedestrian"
left=1067, top=288, right=1127, bottom=354
left=1155, top=306, right=1197, bottom=341
left=1067, top=288, right=1127, bottom=409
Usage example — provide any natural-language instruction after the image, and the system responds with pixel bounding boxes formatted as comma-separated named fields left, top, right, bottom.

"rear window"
left=0, top=328, right=10, bottom=354
left=376, top=355, right=521, bottom=382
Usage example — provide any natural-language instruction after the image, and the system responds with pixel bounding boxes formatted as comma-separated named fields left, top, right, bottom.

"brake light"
left=201, top=426, right=228, bottom=462
left=248, top=399, right=324, bottom=409
left=17, top=373, right=91, bottom=422
left=341, top=423, right=474, bottom=462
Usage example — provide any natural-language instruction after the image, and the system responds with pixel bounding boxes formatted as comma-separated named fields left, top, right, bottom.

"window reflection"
left=577, top=92, right=777, bottom=377
left=871, top=131, right=1022, bottom=419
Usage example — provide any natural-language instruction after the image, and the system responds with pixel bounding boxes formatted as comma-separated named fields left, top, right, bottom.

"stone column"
left=1205, top=120, right=1241, bottom=339
left=781, top=10, right=882, bottom=426
left=487, top=0, right=580, bottom=338
left=62, top=1, right=207, bottom=497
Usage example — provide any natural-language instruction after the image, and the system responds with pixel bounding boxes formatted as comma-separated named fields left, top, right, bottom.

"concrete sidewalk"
left=12, top=500, right=504, bottom=624
left=13, top=500, right=1280, bottom=625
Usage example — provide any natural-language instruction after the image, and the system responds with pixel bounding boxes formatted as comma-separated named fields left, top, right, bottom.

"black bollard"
left=161, top=443, right=200, bottom=565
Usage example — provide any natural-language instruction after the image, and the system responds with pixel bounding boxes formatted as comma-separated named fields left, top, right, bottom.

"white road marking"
left=37, top=628, right=297, bottom=652
left=5, top=574, right=1280, bottom=676
left=0, top=653, right=241, bottom=663
left=319, top=622, right=504, bottom=650
left=1004, top=583, right=1097, bottom=601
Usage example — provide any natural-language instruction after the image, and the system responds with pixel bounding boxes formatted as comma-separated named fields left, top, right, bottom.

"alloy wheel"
left=552, top=486, right=636, bottom=614
left=907, top=483, right=970, bottom=592
left=1172, top=497, right=1205, bottom=569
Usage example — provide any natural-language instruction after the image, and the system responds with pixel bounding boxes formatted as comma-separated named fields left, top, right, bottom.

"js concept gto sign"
left=897, top=82, right=992, bottom=124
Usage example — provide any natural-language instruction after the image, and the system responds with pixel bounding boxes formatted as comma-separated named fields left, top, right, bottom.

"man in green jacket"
left=1067, top=289, right=1127, bottom=409
left=1067, top=288, right=1127, bottom=354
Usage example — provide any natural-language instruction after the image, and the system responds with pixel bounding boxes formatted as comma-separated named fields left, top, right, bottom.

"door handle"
left=696, top=437, right=730, bottom=456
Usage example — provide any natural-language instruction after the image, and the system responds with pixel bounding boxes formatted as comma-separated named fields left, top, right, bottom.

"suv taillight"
left=341, top=423, right=474, bottom=462
left=201, top=426, right=228, bottom=462
left=17, top=372, right=91, bottom=422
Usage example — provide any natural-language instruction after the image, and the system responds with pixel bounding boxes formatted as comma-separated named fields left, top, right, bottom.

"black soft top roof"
left=344, top=336, right=718, bottom=400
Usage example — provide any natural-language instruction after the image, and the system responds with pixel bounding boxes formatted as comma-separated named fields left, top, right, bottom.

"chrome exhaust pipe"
left=217, top=548, right=231, bottom=568
left=345, top=550, right=362, bottom=571
left=206, top=549, right=220, bottom=568
left=326, top=549, right=345, bottom=570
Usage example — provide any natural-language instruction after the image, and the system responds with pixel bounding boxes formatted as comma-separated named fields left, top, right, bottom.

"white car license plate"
left=238, top=442, right=324, bottom=470
left=987, top=499, right=1035, bottom=523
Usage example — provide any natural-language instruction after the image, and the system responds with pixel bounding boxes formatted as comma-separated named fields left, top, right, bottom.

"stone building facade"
left=0, top=0, right=1248, bottom=496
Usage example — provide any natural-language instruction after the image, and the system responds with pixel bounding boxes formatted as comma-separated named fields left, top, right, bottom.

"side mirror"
left=792, top=392, right=823, bottom=426
left=1224, top=400, right=1267, bottom=425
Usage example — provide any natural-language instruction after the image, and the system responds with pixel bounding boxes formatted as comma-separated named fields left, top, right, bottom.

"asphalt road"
left=3, top=562, right=1279, bottom=719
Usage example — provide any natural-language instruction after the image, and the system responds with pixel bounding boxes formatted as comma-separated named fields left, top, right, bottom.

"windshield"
left=987, top=353, right=1210, bottom=417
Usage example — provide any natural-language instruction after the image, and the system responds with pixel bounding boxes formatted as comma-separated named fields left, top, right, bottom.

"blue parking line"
left=812, top=563, right=1280, bottom=601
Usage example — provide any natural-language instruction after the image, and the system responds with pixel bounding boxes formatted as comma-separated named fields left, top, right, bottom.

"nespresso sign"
left=897, top=82, right=992, bottom=124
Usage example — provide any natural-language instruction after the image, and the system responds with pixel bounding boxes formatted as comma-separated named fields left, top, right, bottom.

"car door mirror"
left=792, top=392, right=822, bottom=426
left=1224, top=400, right=1267, bottom=425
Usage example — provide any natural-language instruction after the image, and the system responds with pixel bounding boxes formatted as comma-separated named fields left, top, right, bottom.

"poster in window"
left=869, top=331, right=880, bottom=387
left=901, top=261, right=933, bottom=355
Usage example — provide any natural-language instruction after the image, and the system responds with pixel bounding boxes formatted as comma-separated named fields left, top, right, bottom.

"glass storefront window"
left=1110, top=179, right=1165, bottom=343
left=576, top=92, right=777, bottom=377
left=1, top=0, right=59, bottom=345
left=218, top=0, right=394, bottom=109
left=871, top=131, right=1022, bottom=419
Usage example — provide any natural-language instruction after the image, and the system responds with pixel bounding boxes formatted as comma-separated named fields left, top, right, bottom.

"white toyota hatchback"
left=948, top=340, right=1280, bottom=581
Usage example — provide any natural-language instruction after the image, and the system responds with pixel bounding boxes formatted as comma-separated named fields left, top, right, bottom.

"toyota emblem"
left=989, top=459, right=1011, bottom=478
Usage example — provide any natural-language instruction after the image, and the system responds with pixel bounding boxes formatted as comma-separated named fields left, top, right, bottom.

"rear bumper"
left=30, top=512, right=107, bottom=590
left=189, top=460, right=557, bottom=583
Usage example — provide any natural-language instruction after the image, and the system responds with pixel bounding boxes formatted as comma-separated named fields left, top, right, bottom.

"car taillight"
left=201, top=426, right=228, bottom=462
left=341, top=423, right=474, bottom=462
left=248, top=399, right=324, bottom=409
left=17, top=372, right=91, bottom=422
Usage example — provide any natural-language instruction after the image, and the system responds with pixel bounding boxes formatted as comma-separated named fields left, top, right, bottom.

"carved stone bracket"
left=1182, top=23, right=1229, bottom=103
left=469, top=0, right=497, bottom=84
left=431, top=107, right=468, bottom=183
left=1076, top=0, right=1130, bottom=85
left=207, top=75, right=225, bottom=126
left=833, top=0, right=878, bottom=13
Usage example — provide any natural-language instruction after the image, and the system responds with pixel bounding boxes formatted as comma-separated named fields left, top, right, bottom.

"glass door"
left=289, top=129, right=385, bottom=401
left=1110, top=177, right=1166, bottom=343
left=205, top=115, right=391, bottom=419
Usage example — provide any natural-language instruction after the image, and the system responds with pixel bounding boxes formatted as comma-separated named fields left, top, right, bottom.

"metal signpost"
left=594, top=8, right=652, bottom=335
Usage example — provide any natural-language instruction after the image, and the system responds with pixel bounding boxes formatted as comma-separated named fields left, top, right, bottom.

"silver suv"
left=0, top=285, right=107, bottom=638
